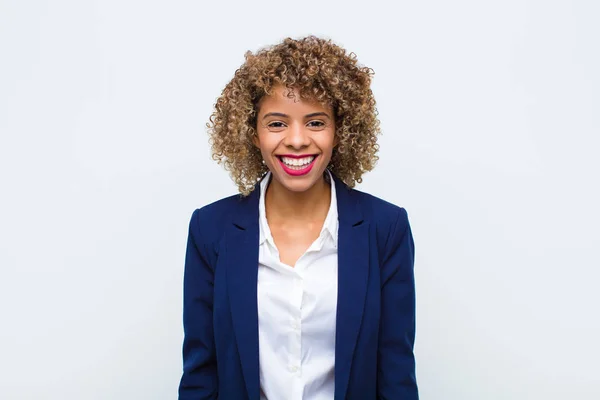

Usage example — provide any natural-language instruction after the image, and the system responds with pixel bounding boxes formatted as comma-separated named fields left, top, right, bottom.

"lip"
left=277, top=154, right=318, bottom=176
left=277, top=154, right=316, bottom=159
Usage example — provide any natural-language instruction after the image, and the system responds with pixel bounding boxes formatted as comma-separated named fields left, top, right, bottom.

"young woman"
left=178, top=36, right=418, bottom=400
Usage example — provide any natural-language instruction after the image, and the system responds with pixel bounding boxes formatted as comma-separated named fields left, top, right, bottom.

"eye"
left=266, top=121, right=286, bottom=130
left=307, top=120, right=326, bottom=129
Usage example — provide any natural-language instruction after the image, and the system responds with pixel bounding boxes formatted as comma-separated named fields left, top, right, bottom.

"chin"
left=279, top=176, right=318, bottom=192
left=271, top=169, right=326, bottom=193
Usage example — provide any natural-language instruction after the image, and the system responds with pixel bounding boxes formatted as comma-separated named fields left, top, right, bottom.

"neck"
left=265, top=172, right=331, bottom=224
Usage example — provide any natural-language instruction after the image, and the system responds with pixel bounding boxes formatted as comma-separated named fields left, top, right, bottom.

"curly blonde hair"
left=208, top=35, right=381, bottom=196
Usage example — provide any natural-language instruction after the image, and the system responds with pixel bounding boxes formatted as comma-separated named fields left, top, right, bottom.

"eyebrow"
left=262, top=112, right=331, bottom=120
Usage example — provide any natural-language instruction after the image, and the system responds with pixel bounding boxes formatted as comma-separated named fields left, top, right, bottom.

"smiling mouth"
left=277, top=155, right=316, bottom=168
left=276, top=154, right=318, bottom=176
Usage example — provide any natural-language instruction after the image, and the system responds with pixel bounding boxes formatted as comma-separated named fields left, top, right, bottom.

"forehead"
left=257, top=85, right=331, bottom=114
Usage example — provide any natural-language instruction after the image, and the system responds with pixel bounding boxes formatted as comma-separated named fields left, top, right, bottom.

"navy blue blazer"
left=178, top=172, right=418, bottom=400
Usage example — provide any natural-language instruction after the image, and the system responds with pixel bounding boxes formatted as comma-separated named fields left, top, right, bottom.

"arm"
left=377, top=208, right=418, bottom=400
left=178, top=209, right=218, bottom=400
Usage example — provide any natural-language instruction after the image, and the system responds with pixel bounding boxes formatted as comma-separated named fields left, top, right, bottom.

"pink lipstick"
left=277, top=154, right=318, bottom=176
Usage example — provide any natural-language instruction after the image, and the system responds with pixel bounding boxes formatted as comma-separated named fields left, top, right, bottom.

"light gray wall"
left=1, top=0, right=598, bottom=399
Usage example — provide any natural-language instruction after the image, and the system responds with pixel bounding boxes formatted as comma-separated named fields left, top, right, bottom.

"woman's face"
left=253, top=84, right=337, bottom=193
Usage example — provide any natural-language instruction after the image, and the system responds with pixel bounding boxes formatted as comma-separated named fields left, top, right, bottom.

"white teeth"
left=280, top=156, right=315, bottom=166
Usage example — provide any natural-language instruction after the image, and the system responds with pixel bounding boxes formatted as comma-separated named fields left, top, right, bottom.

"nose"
left=283, top=121, right=311, bottom=149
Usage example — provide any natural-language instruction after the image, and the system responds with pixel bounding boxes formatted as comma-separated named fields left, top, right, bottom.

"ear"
left=252, top=134, right=260, bottom=148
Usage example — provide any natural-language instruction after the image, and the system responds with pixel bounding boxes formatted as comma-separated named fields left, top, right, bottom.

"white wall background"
left=1, top=0, right=598, bottom=399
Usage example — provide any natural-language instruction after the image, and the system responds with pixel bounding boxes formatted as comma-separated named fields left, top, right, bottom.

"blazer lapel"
left=226, top=182, right=261, bottom=400
left=333, top=174, right=370, bottom=400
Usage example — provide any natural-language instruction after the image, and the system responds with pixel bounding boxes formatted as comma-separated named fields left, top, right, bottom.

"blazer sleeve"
left=377, top=207, right=419, bottom=400
left=178, top=209, right=219, bottom=400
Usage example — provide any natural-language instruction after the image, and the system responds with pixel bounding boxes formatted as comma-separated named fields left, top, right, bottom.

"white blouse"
left=257, top=169, right=339, bottom=400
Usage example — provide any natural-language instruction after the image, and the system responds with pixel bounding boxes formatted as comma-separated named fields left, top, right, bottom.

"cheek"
left=255, top=133, right=278, bottom=156
left=319, top=130, right=337, bottom=150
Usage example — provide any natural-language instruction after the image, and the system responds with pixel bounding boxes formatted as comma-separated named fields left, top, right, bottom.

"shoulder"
left=352, top=188, right=410, bottom=231
left=188, top=192, right=248, bottom=244
left=195, top=192, right=245, bottom=220
left=350, top=188, right=412, bottom=256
